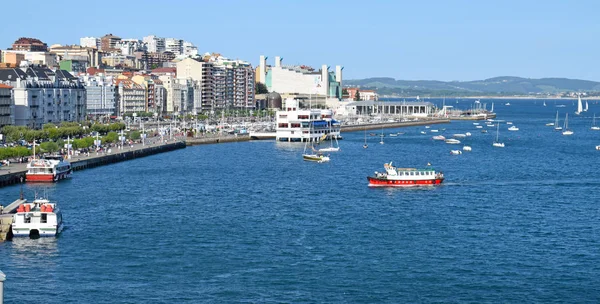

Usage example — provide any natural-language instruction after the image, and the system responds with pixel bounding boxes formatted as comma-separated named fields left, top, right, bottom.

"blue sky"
left=1, top=0, right=599, bottom=81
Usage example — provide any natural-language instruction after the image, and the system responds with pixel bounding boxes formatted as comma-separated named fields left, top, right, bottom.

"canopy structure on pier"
left=341, top=100, right=434, bottom=117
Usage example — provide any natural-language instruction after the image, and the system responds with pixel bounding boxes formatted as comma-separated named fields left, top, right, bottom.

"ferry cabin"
left=276, top=98, right=341, bottom=142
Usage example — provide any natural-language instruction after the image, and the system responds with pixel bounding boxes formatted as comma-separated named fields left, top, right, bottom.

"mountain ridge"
left=344, top=76, right=600, bottom=96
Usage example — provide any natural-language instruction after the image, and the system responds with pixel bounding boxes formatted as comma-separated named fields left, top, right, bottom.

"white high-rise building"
left=80, top=74, right=116, bottom=116
left=183, top=41, right=198, bottom=57
left=165, top=38, right=183, bottom=55
left=80, top=37, right=100, bottom=49
left=143, top=35, right=165, bottom=53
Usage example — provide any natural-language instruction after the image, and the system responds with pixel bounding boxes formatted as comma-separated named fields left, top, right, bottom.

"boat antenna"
left=19, top=182, right=24, bottom=200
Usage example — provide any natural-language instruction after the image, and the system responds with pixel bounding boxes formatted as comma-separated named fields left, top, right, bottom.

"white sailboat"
left=379, top=125, right=384, bottom=144
left=553, top=111, right=562, bottom=131
left=363, top=126, right=368, bottom=148
left=303, top=124, right=330, bottom=163
left=493, top=123, right=505, bottom=147
left=318, top=126, right=340, bottom=152
left=543, top=101, right=547, bottom=107
left=562, top=113, right=573, bottom=136
left=584, top=100, right=589, bottom=112
left=591, top=114, right=600, bottom=131
left=575, top=94, right=583, bottom=115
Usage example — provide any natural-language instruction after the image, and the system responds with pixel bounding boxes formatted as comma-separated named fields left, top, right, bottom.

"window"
left=41, top=213, right=47, bottom=223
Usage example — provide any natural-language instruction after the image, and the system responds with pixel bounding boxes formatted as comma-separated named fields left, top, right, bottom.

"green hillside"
left=344, top=76, right=600, bottom=96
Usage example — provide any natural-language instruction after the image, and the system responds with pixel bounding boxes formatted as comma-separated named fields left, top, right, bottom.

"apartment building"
left=116, top=79, right=145, bottom=115
left=80, top=74, right=116, bottom=116
left=0, top=84, right=14, bottom=127
left=0, top=67, right=86, bottom=128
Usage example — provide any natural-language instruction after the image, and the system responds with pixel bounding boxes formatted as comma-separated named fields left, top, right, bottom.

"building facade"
left=257, top=55, right=343, bottom=100
left=116, top=79, right=145, bottom=115
left=100, top=34, right=121, bottom=51
left=0, top=67, right=86, bottom=128
left=143, top=35, right=166, bottom=53
left=0, top=84, right=14, bottom=127
left=80, top=74, right=116, bottom=117
left=80, top=37, right=100, bottom=49
left=11, top=38, right=48, bottom=52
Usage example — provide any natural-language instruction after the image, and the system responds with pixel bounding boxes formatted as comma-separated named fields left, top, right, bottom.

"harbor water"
left=1, top=99, right=599, bottom=303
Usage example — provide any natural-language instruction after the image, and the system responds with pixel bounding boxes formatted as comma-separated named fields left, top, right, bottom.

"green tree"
left=103, top=132, right=118, bottom=144
left=354, top=89, right=361, bottom=101
left=255, top=82, right=268, bottom=94
left=39, top=141, right=59, bottom=154
left=129, top=131, right=141, bottom=140
left=342, top=88, right=349, bottom=96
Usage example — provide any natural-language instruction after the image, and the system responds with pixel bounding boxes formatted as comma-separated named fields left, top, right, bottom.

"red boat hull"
left=367, top=176, right=444, bottom=187
left=26, top=172, right=71, bottom=183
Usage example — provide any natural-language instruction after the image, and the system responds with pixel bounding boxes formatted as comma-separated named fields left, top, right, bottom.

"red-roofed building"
left=0, top=83, right=14, bottom=127
left=344, top=87, right=378, bottom=101
left=150, top=67, right=176, bottom=76
left=11, top=37, right=48, bottom=52
left=87, top=67, right=105, bottom=76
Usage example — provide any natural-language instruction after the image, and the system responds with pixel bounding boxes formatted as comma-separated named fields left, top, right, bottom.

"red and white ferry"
left=26, top=155, right=72, bottom=182
left=367, top=162, right=444, bottom=187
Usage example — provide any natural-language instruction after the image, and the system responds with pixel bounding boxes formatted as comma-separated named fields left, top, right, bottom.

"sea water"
left=1, top=99, right=599, bottom=303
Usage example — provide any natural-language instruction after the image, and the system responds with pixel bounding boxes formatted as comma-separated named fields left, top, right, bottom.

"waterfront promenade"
left=0, top=139, right=186, bottom=188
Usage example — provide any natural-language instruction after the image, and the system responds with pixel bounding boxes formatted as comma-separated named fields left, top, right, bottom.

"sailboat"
left=584, top=100, right=589, bottom=112
left=591, top=114, right=600, bottom=131
left=492, top=123, right=505, bottom=147
left=363, top=126, right=368, bottom=148
left=318, top=128, right=340, bottom=152
left=575, top=94, right=583, bottom=115
left=379, top=125, right=384, bottom=144
left=562, top=113, right=573, bottom=136
left=553, top=111, right=562, bottom=131
left=303, top=124, right=330, bottom=163
left=543, top=101, right=547, bottom=107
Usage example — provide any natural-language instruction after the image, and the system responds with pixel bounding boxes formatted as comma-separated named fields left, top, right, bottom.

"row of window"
left=397, top=171, right=434, bottom=176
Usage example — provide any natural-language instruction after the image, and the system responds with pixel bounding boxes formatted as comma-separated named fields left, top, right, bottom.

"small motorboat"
left=463, top=146, right=472, bottom=151
left=450, top=150, right=462, bottom=155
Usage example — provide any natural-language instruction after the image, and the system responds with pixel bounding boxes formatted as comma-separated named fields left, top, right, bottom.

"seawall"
left=0, top=142, right=186, bottom=188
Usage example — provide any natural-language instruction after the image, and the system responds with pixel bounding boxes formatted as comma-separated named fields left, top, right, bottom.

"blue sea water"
left=1, top=99, right=600, bottom=303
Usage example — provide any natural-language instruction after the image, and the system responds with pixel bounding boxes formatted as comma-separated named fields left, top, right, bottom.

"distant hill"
left=344, top=76, right=600, bottom=97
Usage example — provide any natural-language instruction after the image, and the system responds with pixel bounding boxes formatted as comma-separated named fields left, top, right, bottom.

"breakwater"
left=341, top=119, right=450, bottom=132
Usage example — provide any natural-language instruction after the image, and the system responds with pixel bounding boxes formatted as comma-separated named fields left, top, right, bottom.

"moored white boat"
left=508, top=126, right=519, bottom=131
left=476, top=125, right=483, bottom=129
left=463, top=146, right=472, bottom=151
left=591, top=114, right=600, bottom=131
left=303, top=153, right=330, bottom=163
left=465, top=132, right=472, bottom=136
left=367, top=162, right=444, bottom=187
left=430, top=129, right=439, bottom=133
left=596, top=145, right=600, bottom=150
left=12, top=196, right=63, bottom=238
left=453, top=134, right=467, bottom=138
left=432, top=135, right=446, bottom=141
left=450, top=150, right=462, bottom=155
left=445, top=138, right=461, bottom=144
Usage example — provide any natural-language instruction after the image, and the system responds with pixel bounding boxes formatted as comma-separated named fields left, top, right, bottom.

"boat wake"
left=443, top=179, right=600, bottom=187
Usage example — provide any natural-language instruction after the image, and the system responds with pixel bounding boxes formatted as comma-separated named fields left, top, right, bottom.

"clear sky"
left=1, top=0, right=598, bottom=81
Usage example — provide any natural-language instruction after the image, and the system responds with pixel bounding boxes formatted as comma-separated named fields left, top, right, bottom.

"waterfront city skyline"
left=1, top=0, right=599, bottom=81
